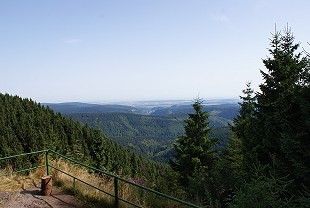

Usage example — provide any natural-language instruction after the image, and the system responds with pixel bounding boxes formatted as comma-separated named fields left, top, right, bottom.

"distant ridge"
left=43, top=98, right=239, bottom=115
left=43, top=102, right=138, bottom=114
left=43, top=99, right=240, bottom=162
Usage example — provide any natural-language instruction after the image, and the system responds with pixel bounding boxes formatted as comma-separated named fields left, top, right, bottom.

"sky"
left=1, top=0, right=309, bottom=103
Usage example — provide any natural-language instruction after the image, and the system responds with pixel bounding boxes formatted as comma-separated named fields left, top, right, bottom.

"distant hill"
left=150, top=103, right=239, bottom=125
left=43, top=99, right=239, bottom=117
left=69, top=112, right=183, bottom=139
left=45, top=100, right=239, bottom=161
left=44, top=102, right=138, bottom=114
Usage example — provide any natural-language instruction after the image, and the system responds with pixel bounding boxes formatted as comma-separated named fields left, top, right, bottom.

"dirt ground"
left=0, top=186, right=84, bottom=208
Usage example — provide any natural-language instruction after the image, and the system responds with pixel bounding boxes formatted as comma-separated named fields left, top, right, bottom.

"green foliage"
left=212, top=133, right=246, bottom=205
left=172, top=98, right=218, bottom=205
left=255, top=28, right=309, bottom=190
left=229, top=168, right=295, bottom=208
left=69, top=112, right=184, bottom=143
left=68, top=111, right=233, bottom=162
left=231, top=27, right=310, bottom=206
left=0, top=93, right=178, bottom=197
left=173, top=99, right=217, bottom=180
left=232, top=82, right=257, bottom=170
left=254, top=27, right=309, bottom=192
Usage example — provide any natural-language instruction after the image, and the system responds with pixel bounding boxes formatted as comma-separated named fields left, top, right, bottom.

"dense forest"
left=68, top=112, right=184, bottom=161
left=0, top=27, right=309, bottom=207
left=66, top=110, right=234, bottom=161
left=0, top=93, right=176, bottom=193
left=44, top=102, right=238, bottom=162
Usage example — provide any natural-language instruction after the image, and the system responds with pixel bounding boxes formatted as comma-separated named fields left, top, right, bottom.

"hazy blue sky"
left=1, top=0, right=309, bottom=103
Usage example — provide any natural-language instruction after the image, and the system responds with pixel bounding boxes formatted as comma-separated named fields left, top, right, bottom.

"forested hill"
left=45, top=102, right=239, bottom=161
left=44, top=101, right=239, bottom=121
left=43, top=102, right=138, bottom=114
left=0, top=93, right=170, bottom=180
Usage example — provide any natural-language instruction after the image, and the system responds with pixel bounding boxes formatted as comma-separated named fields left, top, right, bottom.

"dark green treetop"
left=172, top=98, right=218, bottom=185
left=232, top=82, right=258, bottom=167
left=233, top=27, right=309, bottom=198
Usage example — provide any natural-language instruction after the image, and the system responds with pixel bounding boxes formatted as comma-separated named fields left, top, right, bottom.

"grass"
left=50, top=158, right=116, bottom=208
left=0, top=170, right=42, bottom=192
left=0, top=157, right=46, bottom=192
left=48, top=157, right=190, bottom=208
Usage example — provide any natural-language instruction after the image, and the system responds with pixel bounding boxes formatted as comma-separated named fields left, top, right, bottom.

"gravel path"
left=0, top=186, right=84, bottom=208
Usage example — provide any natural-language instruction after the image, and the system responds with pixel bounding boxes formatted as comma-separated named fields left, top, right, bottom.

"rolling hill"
left=45, top=100, right=240, bottom=161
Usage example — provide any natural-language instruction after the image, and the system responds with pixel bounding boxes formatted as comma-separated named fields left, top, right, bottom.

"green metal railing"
left=0, top=149, right=201, bottom=208
left=0, top=150, right=47, bottom=177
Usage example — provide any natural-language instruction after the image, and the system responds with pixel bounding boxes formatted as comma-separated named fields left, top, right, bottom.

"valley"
left=45, top=100, right=240, bottom=162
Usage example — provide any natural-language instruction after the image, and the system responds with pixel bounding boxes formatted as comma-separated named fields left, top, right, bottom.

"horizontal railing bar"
left=49, top=164, right=115, bottom=198
left=50, top=164, right=144, bottom=207
left=0, top=150, right=47, bottom=161
left=118, top=177, right=199, bottom=207
left=121, top=179, right=198, bottom=207
left=48, top=149, right=200, bottom=208
left=0, top=165, right=45, bottom=177
left=49, top=149, right=116, bottom=178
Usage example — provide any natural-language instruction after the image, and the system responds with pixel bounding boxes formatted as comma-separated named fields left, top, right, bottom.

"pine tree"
left=172, top=98, right=218, bottom=187
left=233, top=27, right=309, bottom=198
left=214, top=84, right=256, bottom=204
left=228, top=27, right=310, bottom=207
left=232, top=82, right=258, bottom=168
left=255, top=27, right=309, bottom=191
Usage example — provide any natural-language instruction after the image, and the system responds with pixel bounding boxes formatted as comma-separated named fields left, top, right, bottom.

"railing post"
left=45, top=150, right=50, bottom=176
left=114, top=177, right=119, bottom=208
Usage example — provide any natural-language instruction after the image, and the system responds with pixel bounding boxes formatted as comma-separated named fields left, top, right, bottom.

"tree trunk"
left=41, top=175, right=52, bottom=196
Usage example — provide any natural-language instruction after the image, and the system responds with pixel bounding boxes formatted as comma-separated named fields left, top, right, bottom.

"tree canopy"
left=231, top=27, right=310, bottom=206
left=172, top=98, right=218, bottom=204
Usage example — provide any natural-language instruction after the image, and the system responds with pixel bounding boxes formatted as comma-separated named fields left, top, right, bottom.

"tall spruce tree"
left=232, top=82, right=258, bottom=168
left=234, top=27, right=309, bottom=197
left=229, top=27, right=309, bottom=207
left=256, top=27, right=309, bottom=190
left=172, top=98, right=218, bottom=186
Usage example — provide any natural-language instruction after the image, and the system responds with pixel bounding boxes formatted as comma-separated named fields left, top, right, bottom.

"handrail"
left=0, top=149, right=201, bottom=208
left=0, top=150, right=47, bottom=161
left=0, top=165, right=45, bottom=177
left=0, top=150, right=48, bottom=176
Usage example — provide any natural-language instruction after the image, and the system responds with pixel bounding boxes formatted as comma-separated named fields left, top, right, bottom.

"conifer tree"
left=232, top=82, right=258, bottom=168
left=256, top=27, right=309, bottom=189
left=233, top=27, right=309, bottom=198
left=172, top=98, right=217, bottom=186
